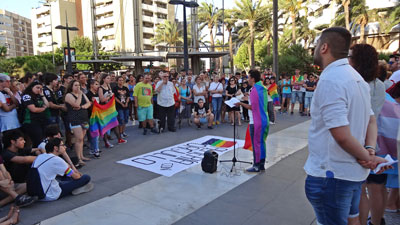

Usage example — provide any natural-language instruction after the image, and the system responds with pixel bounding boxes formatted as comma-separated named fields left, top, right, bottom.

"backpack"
left=201, top=150, right=218, bottom=173
left=26, top=156, right=55, bottom=199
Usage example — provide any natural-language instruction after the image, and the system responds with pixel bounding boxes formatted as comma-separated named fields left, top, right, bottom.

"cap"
left=0, top=73, right=10, bottom=82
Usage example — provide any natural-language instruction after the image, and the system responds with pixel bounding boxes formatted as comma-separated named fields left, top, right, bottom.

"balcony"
left=156, top=6, right=168, bottom=14
left=36, top=15, right=50, bottom=25
left=100, top=39, right=115, bottom=51
left=142, top=3, right=153, bottom=11
left=96, top=27, right=114, bottom=40
left=143, top=38, right=153, bottom=45
left=35, top=6, right=50, bottom=15
left=37, top=25, right=51, bottom=35
left=96, top=15, right=114, bottom=27
left=142, top=27, right=154, bottom=34
left=38, top=45, right=52, bottom=53
left=142, top=15, right=153, bottom=23
left=37, top=35, right=52, bottom=44
left=96, top=3, right=114, bottom=16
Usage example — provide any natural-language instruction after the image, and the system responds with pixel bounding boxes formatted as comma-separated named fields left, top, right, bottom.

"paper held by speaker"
left=117, top=136, right=245, bottom=177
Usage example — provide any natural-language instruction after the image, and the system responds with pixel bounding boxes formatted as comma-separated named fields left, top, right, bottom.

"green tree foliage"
left=262, top=44, right=315, bottom=76
left=22, top=56, right=54, bottom=74
left=0, top=46, right=7, bottom=58
left=234, top=42, right=249, bottom=69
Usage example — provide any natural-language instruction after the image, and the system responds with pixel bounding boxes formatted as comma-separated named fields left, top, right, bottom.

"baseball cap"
left=0, top=73, right=11, bottom=82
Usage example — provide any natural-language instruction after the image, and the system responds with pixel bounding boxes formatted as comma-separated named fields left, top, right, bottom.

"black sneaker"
left=94, top=153, right=100, bottom=158
left=208, top=126, right=213, bottom=129
left=168, top=128, right=176, bottom=132
left=15, top=194, right=37, bottom=207
left=259, top=164, right=265, bottom=171
left=290, top=111, right=294, bottom=115
left=143, top=129, right=147, bottom=135
left=197, top=124, right=201, bottom=129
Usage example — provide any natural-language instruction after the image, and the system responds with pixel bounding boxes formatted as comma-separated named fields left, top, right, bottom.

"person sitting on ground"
left=193, top=99, right=214, bottom=129
left=0, top=205, right=19, bottom=225
left=0, top=153, right=37, bottom=207
left=1, top=129, right=41, bottom=184
left=33, top=138, right=93, bottom=201
left=37, top=124, right=81, bottom=172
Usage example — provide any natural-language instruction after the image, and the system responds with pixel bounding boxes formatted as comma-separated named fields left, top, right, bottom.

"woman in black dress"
left=65, top=80, right=91, bottom=166
left=225, top=77, right=242, bottom=126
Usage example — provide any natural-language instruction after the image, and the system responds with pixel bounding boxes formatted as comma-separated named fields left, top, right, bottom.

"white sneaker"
left=270, top=122, right=276, bottom=125
left=72, top=182, right=94, bottom=195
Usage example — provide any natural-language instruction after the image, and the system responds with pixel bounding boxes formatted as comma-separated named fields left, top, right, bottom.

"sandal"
left=82, top=157, right=91, bottom=161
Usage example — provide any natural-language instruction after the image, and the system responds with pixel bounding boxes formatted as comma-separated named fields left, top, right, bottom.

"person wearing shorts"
left=113, top=76, right=130, bottom=138
left=290, top=69, right=304, bottom=115
left=133, top=74, right=158, bottom=135
left=193, top=99, right=214, bottom=129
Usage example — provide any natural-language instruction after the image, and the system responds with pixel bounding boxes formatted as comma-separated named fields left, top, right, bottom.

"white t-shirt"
left=0, top=92, right=20, bottom=132
left=249, top=88, right=254, bottom=125
left=300, top=79, right=307, bottom=92
left=304, top=58, right=373, bottom=182
left=33, top=153, right=71, bottom=201
left=193, top=84, right=206, bottom=104
left=155, top=81, right=176, bottom=107
left=209, top=82, right=223, bottom=98
left=389, top=70, right=400, bottom=84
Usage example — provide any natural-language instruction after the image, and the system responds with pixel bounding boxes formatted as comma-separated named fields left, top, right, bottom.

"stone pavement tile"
left=19, top=200, right=76, bottom=225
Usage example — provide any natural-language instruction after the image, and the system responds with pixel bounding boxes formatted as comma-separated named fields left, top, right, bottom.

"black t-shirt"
left=305, top=81, right=316, bottom=92
left=194, top=104, right=209, bottom=116
left=2, top=148, right=33, bottom=183
left=43, top=86, right=59, bottom=117
left=21, top=94, right=49, bottom=124
left=113, top=86, right=130, bottom=110
left=86, top=90, right=99, bottom=117
left=56, top=86, right=66, bottom=104
left=226, top=85, right=239, bottom=100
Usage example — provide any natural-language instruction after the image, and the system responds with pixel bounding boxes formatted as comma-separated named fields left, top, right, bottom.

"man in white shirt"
left=209, top=75, right=224, bottom=125
left=388, top=54, right=400, bottom=84
left=155, top=72, right=177, bottom=132
left=33, top=138, right=93, bottom=201
left=304, top=27, right=387, bottom=225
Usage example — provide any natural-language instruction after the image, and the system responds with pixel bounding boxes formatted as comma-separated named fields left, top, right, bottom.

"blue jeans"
left=305, top=175, right=362, bottom=225
left=117, top=109, right=130, bottom=125
left=88, top=134, right=99, bottom=154
left=212, top=97, right=222, bottom=122
left=291, top=91, right=303, bottom=104
left=58, top=174, right=91, bottom=198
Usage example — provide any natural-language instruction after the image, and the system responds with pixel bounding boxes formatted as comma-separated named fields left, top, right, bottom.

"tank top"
left=66, top=93, right=88, bottom=126
left=100, top=85, right=112, bottom=105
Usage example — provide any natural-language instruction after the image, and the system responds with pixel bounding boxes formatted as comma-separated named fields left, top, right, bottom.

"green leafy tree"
left=152, top=20, right=182, bottom=67
left=198, top=2, right=219, bottom=53
left=234, top=42, right=249, bottom=69
left=0, top=46, right=7, bottom=58
left=234, top=0, right=262, bottom=69
left=222, top=9, right=237, bottom=73
left=22, top=56, right=55, bottom=74
left=279, top=0, right=308, bottom=44
left=352, top=0, right=369, bottom=43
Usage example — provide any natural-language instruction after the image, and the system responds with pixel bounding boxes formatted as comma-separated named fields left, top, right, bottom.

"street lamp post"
left=169, top=0, right=199, bottom=75
left=55, top=14, right=78, bottom=75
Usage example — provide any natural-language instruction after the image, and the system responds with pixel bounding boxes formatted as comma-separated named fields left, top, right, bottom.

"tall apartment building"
left=0, top=9, right=33, bottom=58
left=81, top=0, right=175, bottom=56
left=31, top=0, right=80, bottom=55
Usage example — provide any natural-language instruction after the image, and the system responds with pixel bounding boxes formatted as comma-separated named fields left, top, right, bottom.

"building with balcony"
left=80, top=0, right=175, bottom=66
left=0, top=9, right=33, bottom=58
left=31, top=0, right=80, bottom=55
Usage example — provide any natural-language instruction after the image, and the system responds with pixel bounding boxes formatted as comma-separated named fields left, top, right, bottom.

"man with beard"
left=304, top=27, right=389, bottom=225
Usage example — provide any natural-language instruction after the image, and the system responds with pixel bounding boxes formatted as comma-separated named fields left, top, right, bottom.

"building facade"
left=31, top=0, right=80, bottom=55
left=0, top=9, right=33, bottom=58
left=80, top=0, right=175, bottom=65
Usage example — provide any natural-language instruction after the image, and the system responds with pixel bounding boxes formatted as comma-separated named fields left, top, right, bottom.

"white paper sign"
left=225, top=97, right=240, bottom=108
left=117, top=136, right=245, bottom=177
left=373, top=154, right=398, bottom=173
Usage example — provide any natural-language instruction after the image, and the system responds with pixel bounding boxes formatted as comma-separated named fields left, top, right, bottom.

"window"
left=157, top=13, right=167, bottom=19
left=143, top=10, right=153, bottom=17
left=156, top=3, right=167, bottom=9
left=144, top=45, right=154, bottom=50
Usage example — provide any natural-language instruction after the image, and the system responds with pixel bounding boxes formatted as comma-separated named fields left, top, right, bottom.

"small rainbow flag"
left=89, top=95, right=119, bottom=138
left=268, top=83, right=280, bottom=106
left=202, top=138, right=236, bottom=148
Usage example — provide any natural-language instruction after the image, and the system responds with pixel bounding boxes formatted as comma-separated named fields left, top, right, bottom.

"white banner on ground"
left=117, top=135, right=245, bottom=177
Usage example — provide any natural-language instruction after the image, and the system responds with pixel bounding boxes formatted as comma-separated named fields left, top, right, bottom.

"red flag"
left=243, top=124, right=253, bottom=151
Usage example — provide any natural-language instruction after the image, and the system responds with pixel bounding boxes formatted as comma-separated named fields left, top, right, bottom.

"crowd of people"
left=0, top=30, right=398, bottom=225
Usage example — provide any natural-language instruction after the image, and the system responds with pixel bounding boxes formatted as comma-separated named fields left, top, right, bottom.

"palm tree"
left=279, top=0, right=308, bottom=44
left=352, top=0, right=369, bottom=43
left=340, top=0, right=351, bottom=30
left=234, top=0, right=262, bottom=69
left=256, top=5, right=273, bottom=56
left=198, top=2, right=219, bottom=52
left=152, top=20, right=183, bottom=67
left=297, top=16, right=316, bottom=49
left=222, top=9, right=237, bottom=73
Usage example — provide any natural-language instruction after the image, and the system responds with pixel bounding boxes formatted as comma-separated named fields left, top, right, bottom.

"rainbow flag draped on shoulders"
left=89, top=95, right=119, bottom=138
left=243, top=81, right=269, bottom=163
left=267, top=83, right=280, bottom=106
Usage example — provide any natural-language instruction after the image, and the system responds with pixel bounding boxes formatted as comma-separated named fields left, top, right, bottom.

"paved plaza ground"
left=1, top=111, right=399, bottom=225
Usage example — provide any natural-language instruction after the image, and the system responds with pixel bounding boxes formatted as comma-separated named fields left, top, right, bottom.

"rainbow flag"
left=89, top=95, right=119, bottom=138
left=202, top=138, right=236, bottom=148
left=248, top=81, right=269, bottom=163
left=268, top=83, right=280, bottom=106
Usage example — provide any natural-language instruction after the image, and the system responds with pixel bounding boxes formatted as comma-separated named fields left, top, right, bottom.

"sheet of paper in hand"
left=373, top=154, right=398, bottom=174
